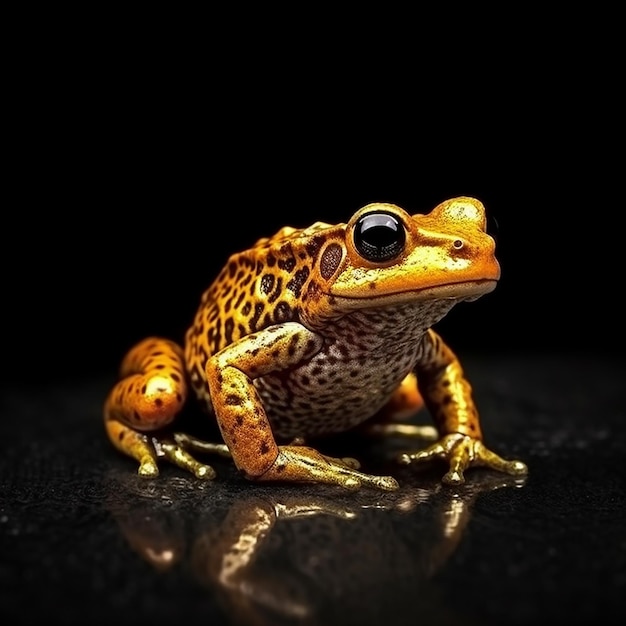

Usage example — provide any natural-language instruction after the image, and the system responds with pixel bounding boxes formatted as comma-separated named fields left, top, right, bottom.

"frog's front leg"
left=399, top=329, right=528, bottom=485
left=104, top=337, right=216, bottom=479
left=207, top=322, right=399, bottom=492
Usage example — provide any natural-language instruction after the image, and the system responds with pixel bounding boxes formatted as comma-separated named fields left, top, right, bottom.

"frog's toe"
left=474, top=441, right=529, bottom=477
left=442, top=469, right=465, bottom=485
left=194, top=464, right=217, bottom=480
left=337, top=473, right=398, bottom=491
left=374, top=475, right=400, bottom=491
left=138, top=458, right=159, bottom=478
left=397, top=440, right=446, bottom=465
left=340, top=476, right=362, bottom=490
left=504, top=460, right=528, bottom=476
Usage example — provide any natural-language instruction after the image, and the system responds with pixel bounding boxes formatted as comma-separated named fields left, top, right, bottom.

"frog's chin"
left=330, top=279, right=498, bottom=309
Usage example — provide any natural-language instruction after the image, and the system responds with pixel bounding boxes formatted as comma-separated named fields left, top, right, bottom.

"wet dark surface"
left=1, top=354, right=625, bottom=625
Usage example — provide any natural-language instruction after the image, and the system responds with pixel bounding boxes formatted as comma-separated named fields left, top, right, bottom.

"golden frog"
left=104, top=197, right=527, bottom=490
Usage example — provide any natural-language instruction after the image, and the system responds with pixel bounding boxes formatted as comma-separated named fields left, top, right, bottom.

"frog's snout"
left=433, top=196, right=488, bottom=231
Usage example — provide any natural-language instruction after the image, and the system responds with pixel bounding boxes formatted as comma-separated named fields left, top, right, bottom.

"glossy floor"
left=1, top=354, right=624, bottom=625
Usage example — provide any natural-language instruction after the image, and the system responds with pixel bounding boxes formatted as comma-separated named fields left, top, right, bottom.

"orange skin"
left=104, top=197, right=528, bottom=489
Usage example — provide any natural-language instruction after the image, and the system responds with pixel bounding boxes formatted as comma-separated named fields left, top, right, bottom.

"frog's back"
left=184, top=219, right=338, bottom=403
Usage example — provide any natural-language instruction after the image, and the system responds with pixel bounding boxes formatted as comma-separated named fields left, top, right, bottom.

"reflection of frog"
left=106, top=470, right=526, bottom=626
left=104, top=197, right=527, bottom=488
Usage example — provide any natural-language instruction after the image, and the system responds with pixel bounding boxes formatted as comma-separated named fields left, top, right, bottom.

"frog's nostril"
left=453, top=239, right=464, bottom=250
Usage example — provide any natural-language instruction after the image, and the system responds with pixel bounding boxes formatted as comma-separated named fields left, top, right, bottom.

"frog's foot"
left=173, top=432, right=232, bottom=458
left=154, top=435, right=217, bottom=480
left=254, top=445, right=398, bottom=491
left=398, top=433, right=528, bottom=486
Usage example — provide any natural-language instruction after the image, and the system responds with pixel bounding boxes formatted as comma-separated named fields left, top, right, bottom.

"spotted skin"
left=104, top=197, right=528, bottom=488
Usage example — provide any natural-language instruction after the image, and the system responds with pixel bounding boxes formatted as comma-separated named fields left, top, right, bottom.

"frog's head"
left=306, top=197, right=500, bottom=316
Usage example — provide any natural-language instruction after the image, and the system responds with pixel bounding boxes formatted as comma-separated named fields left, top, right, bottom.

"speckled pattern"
left=252, top=300, right=456, bottom=439
left=104, top=198, right=525, bottom=487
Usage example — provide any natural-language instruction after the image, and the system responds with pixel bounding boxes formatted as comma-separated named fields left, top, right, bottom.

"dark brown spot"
left=226, top=394, right=243, bottom=406
left=260, top=273, right=275, bottom=294
left=277, top=243, right=296, bottom=271
left=260, top=441, right=270, bottom=455
left=155, top=398, right=163, bottom=407
left=224, top=318, right=235, bottom=346
left=305, top=234, right=325, bottom=261
left=234, top=291, right=245, bottom=308
left=287, top=333, right=300, bottom=355
left=268, top=277, right=283, bottom=303
left=286, top=267, right=309, bottom=298
left=274, top=301, right=293, bottom=323
left=249, top=303, right=264, bottom=332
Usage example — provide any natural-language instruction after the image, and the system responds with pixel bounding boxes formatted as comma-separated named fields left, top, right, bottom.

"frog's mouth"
left=329, top=278, right=498, bottom=309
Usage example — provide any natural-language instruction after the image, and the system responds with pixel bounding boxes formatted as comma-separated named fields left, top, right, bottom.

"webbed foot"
left=398, top=433, right=528, bottom=485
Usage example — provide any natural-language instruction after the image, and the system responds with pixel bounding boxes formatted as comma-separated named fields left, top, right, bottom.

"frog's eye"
left=353, top=211, right=406, bottom=262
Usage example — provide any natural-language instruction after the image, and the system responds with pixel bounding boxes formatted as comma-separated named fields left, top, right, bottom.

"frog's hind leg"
left=104, top=337, right=215, bottom=479
left=363, top=373, right=438, bottom=440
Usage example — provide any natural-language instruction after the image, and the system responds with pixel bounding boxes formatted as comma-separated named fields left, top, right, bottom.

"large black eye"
left=353, top=211, right=406, bottom=262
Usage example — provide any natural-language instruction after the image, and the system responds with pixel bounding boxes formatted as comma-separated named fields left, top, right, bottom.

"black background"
left=4, top=16, right=622, bottom=384
left=3, top=12, right=626, bottom=626
left=7, top=92, right=622, bottom=386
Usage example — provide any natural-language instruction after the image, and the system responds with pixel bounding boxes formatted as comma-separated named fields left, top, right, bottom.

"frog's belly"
left=254, top=353, right=417, bottom=440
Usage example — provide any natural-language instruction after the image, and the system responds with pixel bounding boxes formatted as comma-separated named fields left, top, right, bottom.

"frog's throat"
left=328, top=278, right=497, bottom=309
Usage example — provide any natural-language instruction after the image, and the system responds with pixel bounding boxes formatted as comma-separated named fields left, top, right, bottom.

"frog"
left=104, top=196, right=528, bottom=490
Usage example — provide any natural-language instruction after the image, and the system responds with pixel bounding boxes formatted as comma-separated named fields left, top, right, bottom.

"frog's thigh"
left=365, top=373, right=437, bottom=440
left=104, top=337, right=189, bottom=475
left=382, top=372, right=425, bottom=420
left=206, top=323, right=323, bottom=477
